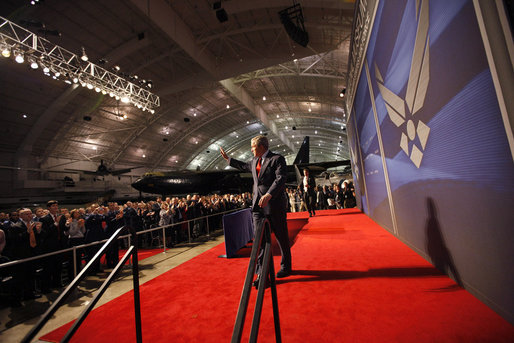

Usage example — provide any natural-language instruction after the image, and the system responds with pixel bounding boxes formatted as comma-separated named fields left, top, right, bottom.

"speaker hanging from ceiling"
left=213, top=1, right=228, bottom=23
left=278, top=2, right=309, bottom=48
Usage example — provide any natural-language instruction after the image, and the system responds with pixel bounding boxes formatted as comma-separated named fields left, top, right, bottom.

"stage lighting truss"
left=0, top=16, right=160, bottom=113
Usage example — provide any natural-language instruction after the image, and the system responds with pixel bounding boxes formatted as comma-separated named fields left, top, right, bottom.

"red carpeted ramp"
left=41, top=209, right=514, bottom=342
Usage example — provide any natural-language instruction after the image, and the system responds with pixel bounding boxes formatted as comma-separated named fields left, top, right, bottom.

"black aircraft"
left=131, top=136, right=351, bottom=195
left=66, top=160, right=134, bottom=176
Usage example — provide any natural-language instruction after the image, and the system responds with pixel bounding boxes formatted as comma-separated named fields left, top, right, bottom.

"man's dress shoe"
left=276, top=269, right=291, bottom=278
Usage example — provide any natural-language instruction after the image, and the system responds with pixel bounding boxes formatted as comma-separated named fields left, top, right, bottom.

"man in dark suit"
left=300, top=168, right=317, bottom=217
left=39, top=200, right=66, bottom=291
left=220, top=135, right=292, bottom=285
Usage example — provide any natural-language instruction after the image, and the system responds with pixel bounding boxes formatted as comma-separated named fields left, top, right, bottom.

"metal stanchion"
left=130, top=226, right=143, bottom=343
left=231, top=218, right=281, bottom=343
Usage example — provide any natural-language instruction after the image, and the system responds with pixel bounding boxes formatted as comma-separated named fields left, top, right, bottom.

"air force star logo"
left=375, top=0, right=431, bottom=168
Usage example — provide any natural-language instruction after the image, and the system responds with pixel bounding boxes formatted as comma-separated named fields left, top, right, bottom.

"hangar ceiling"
left=0, top=0, right=353, bottom=185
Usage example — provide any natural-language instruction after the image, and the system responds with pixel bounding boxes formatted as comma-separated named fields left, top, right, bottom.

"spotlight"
left=30, top=59, right=38, bottom=69
left=43, top=66, right=50, bottom=73
left=80, top=47, right=88, bottom=61
left=1, top=47, right=10, bottom=58
left=121, top=96, right=130, bottom=103
left=112, top=65, right=120, bottom=73
left=339, top=88, right=346, bottom=98
left=14, top=51, right=24, bottom=63
left=146, top=80, right=153, bottom=88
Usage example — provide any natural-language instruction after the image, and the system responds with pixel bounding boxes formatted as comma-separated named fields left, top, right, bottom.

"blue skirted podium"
left=222, top=208, right=254, bottom=258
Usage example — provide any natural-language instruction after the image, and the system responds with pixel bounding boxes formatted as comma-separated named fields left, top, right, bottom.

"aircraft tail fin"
left=293, top=136, right=309, bottom=165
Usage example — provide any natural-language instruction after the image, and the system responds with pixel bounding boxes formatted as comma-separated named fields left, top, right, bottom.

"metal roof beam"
left=219, top=78, right=294, bottom=151
left=129, top=0, right=219, bottom=78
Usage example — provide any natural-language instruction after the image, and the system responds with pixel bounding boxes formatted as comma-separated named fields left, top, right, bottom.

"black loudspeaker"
left=279, top=11, right=309, bottom=47
left=216, top=8, right=228, bottom=23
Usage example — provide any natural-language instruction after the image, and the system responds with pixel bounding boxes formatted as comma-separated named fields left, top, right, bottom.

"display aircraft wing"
left=131, top=136, right=351, bottom=195
left=65, top=160, right=135, bottom=176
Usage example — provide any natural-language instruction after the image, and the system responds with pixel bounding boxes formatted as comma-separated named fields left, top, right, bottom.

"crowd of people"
left=0, top=180, right=354, bottom=306
left=287, top=180, right=356, bottom=213
left=0, top=193, right=251, bottom=306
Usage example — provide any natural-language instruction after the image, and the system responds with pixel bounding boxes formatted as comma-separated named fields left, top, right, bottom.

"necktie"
left=256, top=157, right=262, bottom=176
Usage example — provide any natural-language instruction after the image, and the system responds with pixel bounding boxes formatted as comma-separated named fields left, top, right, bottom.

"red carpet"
left=41, top=209, right=514, bottom=342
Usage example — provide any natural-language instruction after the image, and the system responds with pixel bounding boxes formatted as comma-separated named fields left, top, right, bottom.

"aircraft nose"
left=131, top=178, right=144, bottom=191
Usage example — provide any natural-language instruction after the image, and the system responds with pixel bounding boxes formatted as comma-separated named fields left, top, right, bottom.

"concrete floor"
left=0, top=235, right=225, bottom=342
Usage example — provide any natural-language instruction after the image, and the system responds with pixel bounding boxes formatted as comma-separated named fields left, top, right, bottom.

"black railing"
left=21, top=226, right=142, bottom=343
left=231, top=218, right=282, bottom=343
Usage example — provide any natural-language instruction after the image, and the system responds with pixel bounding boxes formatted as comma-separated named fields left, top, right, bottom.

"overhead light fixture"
left=80, top=47, right=88, bottom=61
left=29, top=58, right=38, bottom=69
left=262, top=96, right=266, bottom=101
left=1, top=46, right=10, bottom=58
left=340, top=88, right=346, bottom=98
left=14, top=50, right=24, bottom=63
